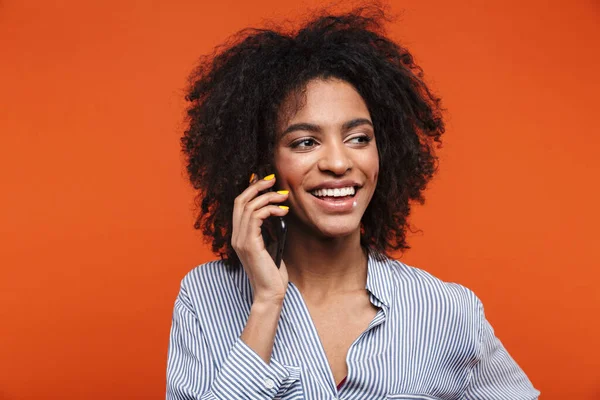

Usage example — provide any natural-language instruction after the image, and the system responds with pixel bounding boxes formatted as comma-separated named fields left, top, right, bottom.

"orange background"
left=1, top=1, right=599, bottom=399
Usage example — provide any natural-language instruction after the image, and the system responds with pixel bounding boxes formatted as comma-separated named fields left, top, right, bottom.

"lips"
left=309, top=187, right=358, bottom=212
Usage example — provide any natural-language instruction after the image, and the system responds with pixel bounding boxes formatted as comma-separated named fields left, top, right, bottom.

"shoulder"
left=181, top=259, right=234, bottom=290
left=384, top=257, right=483, bottom=319
left=177, top=259, right=244, bottom=312
left=381, top=258, right=484, bottom=357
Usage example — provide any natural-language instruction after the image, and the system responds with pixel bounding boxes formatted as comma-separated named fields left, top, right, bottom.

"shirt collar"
left=365, top=247, right=394, bottom=309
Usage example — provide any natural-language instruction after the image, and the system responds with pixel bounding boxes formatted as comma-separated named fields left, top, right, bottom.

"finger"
left=233, top=175, right=277, bottom=232
left=239, top=191, right=288, bottom=242
left=244, top=205, right=289, bottom=242
left=245, top=190, right=289, bottom=217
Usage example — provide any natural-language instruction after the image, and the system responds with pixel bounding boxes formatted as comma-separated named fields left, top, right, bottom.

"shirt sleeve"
left=463, top=300, right=540, bottom=400
left=166, top=282, right=293, bottom=400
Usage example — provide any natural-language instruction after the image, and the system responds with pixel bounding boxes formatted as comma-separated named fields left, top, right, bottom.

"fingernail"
left=249, top=173, right=256, bottom=183
left=263, top=174, right=275, bottom=181
left=276, top=190, right=289, bottom=195
left=278, top=205, right=289, bottom=210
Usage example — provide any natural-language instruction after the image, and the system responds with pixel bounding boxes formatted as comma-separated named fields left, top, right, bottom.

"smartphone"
left=272, top=215, right=287, bottom=269
left=255, top=169, right=288, bottom=268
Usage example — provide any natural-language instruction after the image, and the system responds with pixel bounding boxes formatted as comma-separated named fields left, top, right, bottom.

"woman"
left=167, top=6, right=540, bottom=400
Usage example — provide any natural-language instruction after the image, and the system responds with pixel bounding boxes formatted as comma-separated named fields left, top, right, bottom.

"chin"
left=313, top=220, right=361, bottom=239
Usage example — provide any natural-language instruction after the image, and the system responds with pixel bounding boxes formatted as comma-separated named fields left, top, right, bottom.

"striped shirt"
left=166, top=249, right=540, bottom=399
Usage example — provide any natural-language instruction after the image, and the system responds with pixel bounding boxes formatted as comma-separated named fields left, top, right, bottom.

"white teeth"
left=311, top=186, right=356, bottom=197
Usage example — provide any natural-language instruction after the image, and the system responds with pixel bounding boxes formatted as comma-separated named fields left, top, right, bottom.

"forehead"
left=277, top=78, right=371, bottom=130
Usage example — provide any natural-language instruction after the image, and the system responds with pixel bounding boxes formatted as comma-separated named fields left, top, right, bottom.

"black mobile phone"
left=272, top=215, right=287, bottom=269
left=256, top=170, right=288, bottom=268
left=262, top=192, right=287, bottom=269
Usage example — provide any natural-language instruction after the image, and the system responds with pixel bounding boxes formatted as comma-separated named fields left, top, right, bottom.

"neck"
left=282, top=221, right=368, bottom=301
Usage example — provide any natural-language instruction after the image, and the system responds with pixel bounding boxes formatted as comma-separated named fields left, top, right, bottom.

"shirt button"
left=264, top=378, right=275, bottom=389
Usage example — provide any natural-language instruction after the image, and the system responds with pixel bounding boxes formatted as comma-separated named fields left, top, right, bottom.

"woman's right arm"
left=233, top=174, right=290, bottom=364
left=167, top=175, right=292, bottom=399
left=166, top=280, right=293, bottom=400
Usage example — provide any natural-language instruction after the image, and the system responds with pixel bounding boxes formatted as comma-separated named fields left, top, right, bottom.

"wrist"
left=251, top=296, right=284, bottom=311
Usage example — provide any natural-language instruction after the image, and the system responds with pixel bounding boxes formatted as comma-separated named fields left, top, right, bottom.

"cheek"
left=274, top=153, right=307, bottom=188
left=364, top=148, right=379, bottom=181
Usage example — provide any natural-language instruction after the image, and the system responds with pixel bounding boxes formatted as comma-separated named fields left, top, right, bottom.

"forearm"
left=168, top=284, right=293, bottom=400
left=240, top=300, right=283, bottom=364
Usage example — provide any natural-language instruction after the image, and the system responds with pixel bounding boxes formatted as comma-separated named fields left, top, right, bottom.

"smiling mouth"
left=309, top=186, right=359, bottom=200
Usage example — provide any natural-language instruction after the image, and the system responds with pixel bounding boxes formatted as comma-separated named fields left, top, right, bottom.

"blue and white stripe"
left=166, top=249, right=539, bottom=399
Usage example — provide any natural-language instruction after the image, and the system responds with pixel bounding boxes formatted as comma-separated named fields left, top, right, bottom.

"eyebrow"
left=280, top=118, right=373, bottom=139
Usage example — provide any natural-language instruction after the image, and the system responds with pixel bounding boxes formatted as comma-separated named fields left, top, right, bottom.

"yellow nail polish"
left=248, top=173, right=256, bottom=183
left=276, top=190, right=289, bottom=195
left=278, top=205, right=289, bottom=210
left=263, top=174, right=275, bottom=181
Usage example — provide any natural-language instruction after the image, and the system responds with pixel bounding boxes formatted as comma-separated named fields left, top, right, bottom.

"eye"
left=290, top=138, right=318, bottom=149
left=347, top=135, right=372, bottom=145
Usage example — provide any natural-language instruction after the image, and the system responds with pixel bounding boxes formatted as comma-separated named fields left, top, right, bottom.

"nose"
left=317, top=140, right=353, bottom=175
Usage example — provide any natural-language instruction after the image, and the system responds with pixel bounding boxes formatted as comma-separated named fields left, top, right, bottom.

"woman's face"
left=273, top=78, right=379, bottom=239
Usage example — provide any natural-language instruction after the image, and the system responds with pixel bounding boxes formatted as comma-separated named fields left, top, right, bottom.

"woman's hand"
left=231, top=174, right=290, bottom=305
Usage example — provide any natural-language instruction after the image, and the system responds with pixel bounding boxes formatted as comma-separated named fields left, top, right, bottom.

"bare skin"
left=232, top=78, right=380, bottom=388
left=304, top=287, right=379, bottom=385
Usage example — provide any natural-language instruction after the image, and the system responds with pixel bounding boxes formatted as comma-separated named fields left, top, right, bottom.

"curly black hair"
left=181, top=4, right=444, bottom=268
